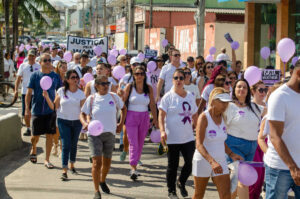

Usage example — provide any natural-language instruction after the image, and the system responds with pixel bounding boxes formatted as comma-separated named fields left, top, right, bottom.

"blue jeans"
left=265, top=165, right=300, bottom=199
left=57, top=118, right=82, bottom=168
left=225, top=134, right=257, bottom=163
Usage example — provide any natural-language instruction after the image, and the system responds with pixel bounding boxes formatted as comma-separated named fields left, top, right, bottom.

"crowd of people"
left=9, top=42, right=300, bottom=199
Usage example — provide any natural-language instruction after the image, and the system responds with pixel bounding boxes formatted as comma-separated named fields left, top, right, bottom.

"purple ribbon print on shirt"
left=109, top=101, right=114, bottom=106
left=179, top=101, right=192, bottom=124
left=223, top=126, right=227, bottom=134
left=238, top=110, right=245, bottom=117
left=208, top=130, right=217, bottom=138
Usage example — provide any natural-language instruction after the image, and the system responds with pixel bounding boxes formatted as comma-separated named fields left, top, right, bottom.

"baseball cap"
left=214, top=93, right=232, bottom=102
left=28, top=49, right=37, bottom=56
left=130, top=56, right=142, bottom=65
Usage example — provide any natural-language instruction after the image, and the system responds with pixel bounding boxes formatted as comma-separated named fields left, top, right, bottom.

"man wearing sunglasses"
left=156, top=49, right=184, bottom=103
left=25, top=53, right=62, bottom=168
left=15, top=49, right=41, bottom=136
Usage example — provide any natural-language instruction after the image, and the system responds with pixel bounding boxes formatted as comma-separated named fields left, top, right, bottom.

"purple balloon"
left=40, top=76, right=53, bottom=90
left=147, top=61, right=157, bottom=72
left=231, top=41, right=240, bottom=50
left=162, top=39, right=168, bottom=47
left=150, top=129, right=161, bottom=143
left=238, top=163, right=258, bottom=186
left=19, top=46, right=24, bottom=52
left=93, top=46, right=102, bottom=56
left=63, top=51, right=72, bottom=63
left=277, top=38, right=295, bottom=63
left=138, top=53, right=145, bottom=61
left=205, top=54, right=214, bottom=62
left=260, top=47, right=271, bottom=60
left=25, top=44, right=31, bottom=51
left=209, top=47, right=217, bottom=55
left=292, top=56, right=299, bottom=66
left=119, top=48, right=127, bottom=55
left=111, top=49, right=119, bottom=57
left=88, top=120, right=103, bottom=136
left=83, top=73, right=94, bottom=84
left=244, top=66, right=262, bottom=86
left=113, top=45, right=117, bottom=49
left=112, top=65, right=126, bottom=80
left=108, top=55, right=117, bottom=65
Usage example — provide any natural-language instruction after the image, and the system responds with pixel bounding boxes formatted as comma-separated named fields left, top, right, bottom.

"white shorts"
left=192, top=157, right=229, bottom=178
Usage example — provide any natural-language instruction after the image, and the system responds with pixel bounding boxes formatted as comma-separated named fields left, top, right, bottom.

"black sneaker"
left=119, top=144, right=124, bottom=152
left=168, top=191, right=178, bottom=199
left=61, top=173, right=68, bottom=181
left=100, top=182, right=110, bottom=194
left=71, top=168, right=78, bottom=175
left=130, top=170, right=138, bottom=181
left=23, top=129, right=31, bottom=136
left=177, top=181, right=188, bottom=197
left=93, top=191, right=101, bottom=199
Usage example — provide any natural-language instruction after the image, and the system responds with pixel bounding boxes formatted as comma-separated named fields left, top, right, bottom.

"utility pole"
left=82, top=0, right=85, bottom=36
left=103, top=0, right=107, bottom=36
left=195, top=0, right=205, bottom=56
left=148, top=0, right=153, bottom=46
left=128, top=0, right=135, bottom=50
left=95, top=0, right=99, bottom=37
left=89, top=0, right=92, bottom=37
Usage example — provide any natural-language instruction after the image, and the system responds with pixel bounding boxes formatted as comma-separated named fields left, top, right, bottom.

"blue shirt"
left=28, top=71, right=62, bottom=116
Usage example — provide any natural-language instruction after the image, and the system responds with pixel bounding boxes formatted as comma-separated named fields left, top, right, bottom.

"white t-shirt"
left=17, top=63, right=41, bottom=94
left=192, top=71, right=198, bottom=81
left=119, top=73, right=151, bottom=88
left=159, top=90, right=197, bottom=144
left=68, top=62, right=79, bottom=70
left=128, top=87, right=150, bottom=112
left=224, top=102, right=264, bottom=141
left=184, top=84, right=200, bottom=99
left=81, top=93, right=124, bottom=135
left=4, top=58, right=14, bottom=72
left=74, top=65, right=84, bottom=78
left=201, top=84, right=214, bottom=102
left=147, top=68, right=161, bottom=99
left=57, top=87, right=86, bottom=120
left=108, top=77, right=118, bottom=86
left=264, top=84, right=300, bottom=170
left=51, top=55, right=61, bottom=63
left=159, top=63, right=184, bottom=94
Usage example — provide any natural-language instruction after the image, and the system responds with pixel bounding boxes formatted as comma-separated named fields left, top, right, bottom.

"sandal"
left=29, top=154, right=37, bottom=163
left=44, top=162, right=55, bottom=169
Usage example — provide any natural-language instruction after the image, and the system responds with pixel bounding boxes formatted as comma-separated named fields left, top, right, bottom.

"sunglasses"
left=156, top=60, right=164, bottom=62
left=173, top=76, right=184, bottom=81
left=216, top=78, right=226, bottom=82
left=229, top=76, right=237, bottom=80
left=258, top=88, right=268, bottom=94
left=207, top=66, right=214, bottom=69
left=173, top=54, right=181, bottom=57
left=184, top=72, right=191, bottom=75
left=132, top=63, right=140, bottom=67
left=197, top=62, right=204, bottom=66
left=225, top=81, right=232, bottom=86
left=99, top=82, right=110, bottom=86
left=199, top=70, right=203, bottom=73
left=134, top=72, right=145, bottom=76
left=43, top=59, right=51, bottom=63
left=70, top=76, right=79, bottom=80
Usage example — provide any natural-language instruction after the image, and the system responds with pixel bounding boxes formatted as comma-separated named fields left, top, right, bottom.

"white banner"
left=67, top=35, right=108, bottom=57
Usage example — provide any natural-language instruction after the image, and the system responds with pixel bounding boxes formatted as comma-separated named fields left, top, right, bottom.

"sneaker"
left=130, top=170, right=138, bottom=181
left=120, top=151, right=127, bottom=161
left=100, top=182, right=110, bottom=194
left=119, top=144, right=124, bottom=152
left=138, top=160, right=143, bottom=166
left=177, top=181, right=188, bottom=197
left=61, top=173, right=68, bottom=181
left=71, top=168, right=78, bottom=175
left=93, top=191, right=101, bottom=199
left=23, top=128, right=31, bottom=136
left=157, top=143, right=166, bottom=155
left=168, top=191, right=178, bottom=199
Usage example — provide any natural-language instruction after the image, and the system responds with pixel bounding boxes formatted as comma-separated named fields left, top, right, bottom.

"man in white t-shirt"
left=68, top=52, right=81, bottom=70
left=264, top=61, right=300, bottom=198
left=14, top=49, right=41, bottom=136
left=51, top=46, right=61, bottom=63
left=74, top=52, right=90, bottom=78
left=156, top=49, right=184, bottom=102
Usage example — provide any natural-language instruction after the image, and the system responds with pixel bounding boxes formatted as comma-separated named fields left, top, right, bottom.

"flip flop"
left=29, top=154, right=37, bottom=164
left=44, top=162, right=55, bottom=169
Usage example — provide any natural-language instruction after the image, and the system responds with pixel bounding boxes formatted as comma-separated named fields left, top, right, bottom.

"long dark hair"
left=132, top=66, right=149, bottom=95
left=232, top=79, right=261, bottom=119
left=63, top=69, right=79, bottom=97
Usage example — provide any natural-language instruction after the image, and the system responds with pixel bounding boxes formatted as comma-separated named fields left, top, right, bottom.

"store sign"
left=262, top=69, right=281, bottom=86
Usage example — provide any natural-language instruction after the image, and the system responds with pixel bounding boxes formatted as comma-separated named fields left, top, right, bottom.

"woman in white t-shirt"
left=159, top=68, right=198, bottom=198
left=43, top=69, right=86, bottom=181
left=80, top=75, right=126, bottom=198
left=183, top=67, right=200, bottom=106
left=193, top=87, right=242, bottom=199
left=4, top=52, right=16, bottom=82
left=224, top=79, right=265, bottom=198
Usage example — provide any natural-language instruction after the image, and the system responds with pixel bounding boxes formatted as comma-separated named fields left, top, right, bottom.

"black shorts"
left=22, top=94, right=32, bottom=116
left=31, top=112, right=56, bottom=136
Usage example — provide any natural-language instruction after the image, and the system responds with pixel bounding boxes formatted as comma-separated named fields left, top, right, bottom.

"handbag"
left=4, top=71, right=10, bottom=78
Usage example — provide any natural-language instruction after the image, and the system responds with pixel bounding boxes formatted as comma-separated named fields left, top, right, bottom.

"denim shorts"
left=265, top=165, right=300, bottom=199
left=225, top=134, right=257, bottom=163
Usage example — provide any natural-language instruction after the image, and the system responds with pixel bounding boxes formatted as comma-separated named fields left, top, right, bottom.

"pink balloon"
left=147, top=61, right=157, bottom=72
left=63, top=51, right=72, bottom=63
left=231, top=41, right=240, bottom=50
left=205, top=54, right=214, bottom=62
left=277, top=38, right=295, bottom=63
left=238, top=163, right=258, bottom=186
left=292, top=56, right=298, bottom=66
left=260, top=47, right=271, bottom=60
left=108, top=55, right=117, bottom=65
left=88, top=120, right=103, bottom=136
left=111, top=49, right=119, bottom=57
left=112, top=65, right=126, bottom=80
left=113, top=45, right=117, bottom=49
left=209, top=47, right=217, bottom=55
left=162, top=39, right=168, bottom=47
left=119, top=49, right=127, bottom=55
left=83, top=73, right=94, bottom=83
left=19, top=46, right=24, bottom=52
left=150, top=129, right=161, bottom=143
left=244, top=66, right=262, bottom=86
left=40, top=76, right=53, bottom=90
left=25, top=44, right=31, bottom=51
left=93, top=46, right=102, bottom=56
left=138, top=53, right=145, bottom=61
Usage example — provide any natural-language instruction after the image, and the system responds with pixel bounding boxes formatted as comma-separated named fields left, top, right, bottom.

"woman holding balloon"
left=43, top=69, right=86, bottom=180
left=80, top=75, right=126, bottom=198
